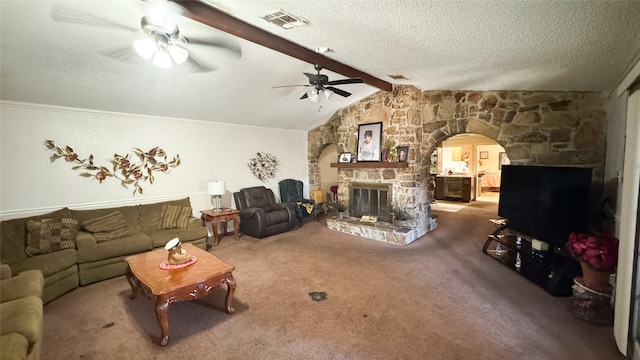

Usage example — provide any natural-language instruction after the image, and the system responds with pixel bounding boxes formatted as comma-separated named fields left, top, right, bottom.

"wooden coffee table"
left=124, top=243, right=236, bottom=346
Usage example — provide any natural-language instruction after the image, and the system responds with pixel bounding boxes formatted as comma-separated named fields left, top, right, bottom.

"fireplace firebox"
left=349, top=182, right=392, bottom=223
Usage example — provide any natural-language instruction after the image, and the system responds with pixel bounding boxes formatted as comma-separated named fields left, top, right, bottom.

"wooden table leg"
left=234, top=215, right=241, bottom=240
left=155, top=297, right=171, bottom=346
left=212, top=219, right=220, bottom=246
left=224, top=275, right=236, bottom=314
left=125, top=267, right=140, bottom=299
left=222, top=220, right=229, bottom=237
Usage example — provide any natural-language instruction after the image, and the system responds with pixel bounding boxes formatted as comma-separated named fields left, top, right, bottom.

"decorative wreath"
left=247, top=152, right=279, bottom=181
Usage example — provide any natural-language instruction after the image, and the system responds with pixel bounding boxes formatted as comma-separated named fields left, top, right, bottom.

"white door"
left=615, top=85, right=640, bottom=356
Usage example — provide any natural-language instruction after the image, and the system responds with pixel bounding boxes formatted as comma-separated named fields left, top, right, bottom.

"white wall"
left=0, top=101, right=309, bottom=219
left=318, top=144, right=338, bottom=193
left=477, top=144, right=505, bottom=175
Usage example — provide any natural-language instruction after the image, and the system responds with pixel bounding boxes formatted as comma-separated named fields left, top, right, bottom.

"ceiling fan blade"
left=139, top=0, right=188, bottom=16
left=99, top=45, right=139, bottom=61
left=326, top=78, right=364, bottom=86
left=181, top=36, right=242, bottom=58
left=272, top=84, right=309, bottom=89
left=183, top=52, right=217, bottom=73
left=50, top=4, right=139, bottom=33
left=326, top=87, right=352, bottom=97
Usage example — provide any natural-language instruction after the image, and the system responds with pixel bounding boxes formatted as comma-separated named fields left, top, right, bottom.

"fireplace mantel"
left=330, top=162, right=408, bottom=169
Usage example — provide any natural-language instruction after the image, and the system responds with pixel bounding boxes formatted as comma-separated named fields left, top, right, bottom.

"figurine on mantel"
left=164, top=238, right=192, bottom=265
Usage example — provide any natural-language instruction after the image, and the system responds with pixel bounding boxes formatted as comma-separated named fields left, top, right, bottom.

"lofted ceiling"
left=1, top=0, right=640, bottom=131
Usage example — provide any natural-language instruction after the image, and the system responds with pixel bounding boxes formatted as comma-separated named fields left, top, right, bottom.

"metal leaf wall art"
left=45, top=140, right=181, bottom=195
left=247, top=152, right=279, bottom=181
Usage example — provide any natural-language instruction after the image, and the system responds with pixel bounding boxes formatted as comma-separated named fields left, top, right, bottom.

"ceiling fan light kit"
left=284, top=63, right=364, bottom=101
left=133, top=15, right=190, bottom=68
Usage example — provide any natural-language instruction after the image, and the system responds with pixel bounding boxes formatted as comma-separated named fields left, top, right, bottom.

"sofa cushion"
left=1, top=208, right=72, bottom=265
left=9, top=249, right=77, bottom=280
left=76, top=233, right=152, bottom=264
left=25, top=218, right=78, bottom=256
left=1, top=269, right=44, bottom=303
left=82, top=211, right=131, bottom=242
left=0, top=296, right=42, bottom=344
left=139, top=197, right=192, bottom=233
left=0, top=333, right=28, bottom=360
left=71, top=204, right=141, bottom=234
left=159, top=205, right=192, bottom=229
left=147, top=224, right=208, bottom=248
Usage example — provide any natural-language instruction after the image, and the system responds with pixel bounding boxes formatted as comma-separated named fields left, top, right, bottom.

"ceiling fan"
left=274, top=64, right=364, bottom=102
left=50, top=2, right=242, bottom=73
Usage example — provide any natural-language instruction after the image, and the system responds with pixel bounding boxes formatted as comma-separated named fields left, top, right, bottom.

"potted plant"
left=335, top=202, right=347, bottom=218
left=392, top=206, right=413, bottom=226
left=566, top=231, right=619, bottom=291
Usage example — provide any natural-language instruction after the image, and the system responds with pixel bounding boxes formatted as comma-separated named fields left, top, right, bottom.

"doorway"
left=436, top=133, right=505, bottom=204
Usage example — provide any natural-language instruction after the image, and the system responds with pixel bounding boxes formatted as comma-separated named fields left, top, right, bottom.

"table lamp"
left=207, top=181, right=226, bottom=212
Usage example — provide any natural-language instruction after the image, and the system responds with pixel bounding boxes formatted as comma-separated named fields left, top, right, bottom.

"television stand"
left=482, top=219, right=580, bottom=296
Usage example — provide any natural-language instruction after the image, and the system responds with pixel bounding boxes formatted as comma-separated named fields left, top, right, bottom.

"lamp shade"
left=207, top=181, right=226, bottom=196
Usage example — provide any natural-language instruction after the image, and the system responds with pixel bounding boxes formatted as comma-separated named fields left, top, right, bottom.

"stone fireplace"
left=324, top=162, right=437, bottom=245
left=309, top=87, right=606, bottom=246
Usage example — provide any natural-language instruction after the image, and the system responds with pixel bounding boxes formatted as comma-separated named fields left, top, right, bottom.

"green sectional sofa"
left=0, top=264, right=44, bottom=360
left=0, top=197, right=208, bottom=304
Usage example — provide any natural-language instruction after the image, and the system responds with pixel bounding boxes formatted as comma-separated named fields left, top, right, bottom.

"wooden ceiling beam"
left=173, top=0, right=393, bottom=92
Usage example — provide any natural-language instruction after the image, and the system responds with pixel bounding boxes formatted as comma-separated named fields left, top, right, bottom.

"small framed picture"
left=480, top=151, right=489, bottom=159
left=357, top=122, right=382, bottom=162
left=397, top=146, right=409, bottom=162
left=339, top=152, right=352, bottom=163
left=381, top=148, right=390, bottom=162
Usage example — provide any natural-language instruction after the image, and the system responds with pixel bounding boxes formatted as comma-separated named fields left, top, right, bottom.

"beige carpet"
left=41, top=201, right=623, bottom=360
left=430, top=199, right=471, bottom=212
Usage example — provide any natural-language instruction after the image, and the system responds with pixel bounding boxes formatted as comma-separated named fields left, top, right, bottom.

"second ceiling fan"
left=275, top=64, right=364, bottom=102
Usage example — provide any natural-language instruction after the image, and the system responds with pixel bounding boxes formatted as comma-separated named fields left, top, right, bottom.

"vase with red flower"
left=566, top=232, right=619, bottom=294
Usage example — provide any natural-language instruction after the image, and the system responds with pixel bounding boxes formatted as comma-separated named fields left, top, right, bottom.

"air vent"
left=261, top=9, right=310, bottom=29
left=388, top=74, right=409, bottom=80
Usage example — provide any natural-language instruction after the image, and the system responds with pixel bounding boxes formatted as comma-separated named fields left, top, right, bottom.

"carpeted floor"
left=41, top=200, right=623, bottom=359
left=430, top=200, right=472, bottom=212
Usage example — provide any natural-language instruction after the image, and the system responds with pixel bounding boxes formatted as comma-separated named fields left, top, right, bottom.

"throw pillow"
left=25, top=218, right=78, bottom=256
left=82, top=211, right=131, bottom=242
left=159, top=205, right=192, bottom=229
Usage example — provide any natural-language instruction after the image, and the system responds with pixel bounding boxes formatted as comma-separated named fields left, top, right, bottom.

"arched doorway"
left=317, top=144, right=338, bottom=210
left=431, top=133, right=506, bottom=204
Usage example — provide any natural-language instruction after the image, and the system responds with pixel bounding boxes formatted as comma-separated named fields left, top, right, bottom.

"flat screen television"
left=498, top=165, right=592, bottom=249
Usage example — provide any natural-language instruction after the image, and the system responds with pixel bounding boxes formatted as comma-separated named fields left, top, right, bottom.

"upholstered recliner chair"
left=278, top=179, right=321, bottom=224
left=233, top=186, right=296, bottom=238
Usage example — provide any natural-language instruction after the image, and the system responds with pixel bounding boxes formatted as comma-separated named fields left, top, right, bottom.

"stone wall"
left=308, top=86, right=606, bottom=231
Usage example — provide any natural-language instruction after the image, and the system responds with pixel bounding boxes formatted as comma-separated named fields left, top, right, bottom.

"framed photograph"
left=357, top=122, right=382, bottom=162
left=381, top=148, right=390, bottom=162
left=499, top=152, right=510, bottom=169
left=397, top=146, right=409, bottom=162
left=338, top=152, right=352, bottom=163
left=480, top=151, right=489, bottom=159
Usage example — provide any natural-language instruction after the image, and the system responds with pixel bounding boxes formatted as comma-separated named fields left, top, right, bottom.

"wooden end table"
left=200, top=208, right=241, bottom=246
left=124, top=243, right=236, bottom=346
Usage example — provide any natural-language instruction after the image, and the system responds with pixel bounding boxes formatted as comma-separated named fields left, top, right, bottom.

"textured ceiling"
left=1, top=0, right=640, bottom=131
